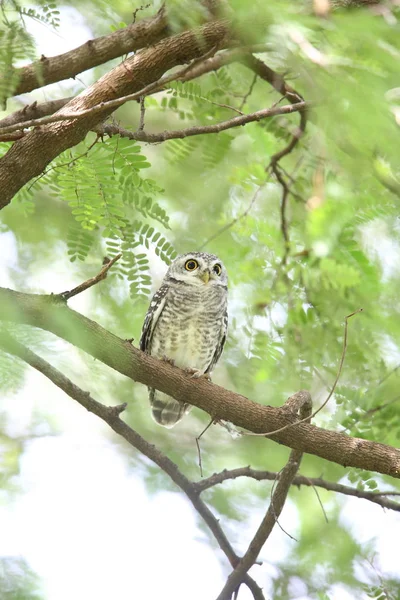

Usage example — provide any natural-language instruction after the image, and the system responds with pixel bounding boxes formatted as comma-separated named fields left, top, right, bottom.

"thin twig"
left=199, top=179, right=269, bottom=250
left=59, top=254, right=122, bottom=300
left=377, top=362, right=400, bottom=387
left=236, top=55, right=307, bottom=268
left=308, top=308, right=363, bottom=420
left=362, top=394, right=400, bottom=419
left=306, top=477, right=329, bottom=523
left=243, top=309, right=363, bottom=438
left=196, top=417, right=215, bottom=477
left=274, top=164, right=290, bottom=263
left=27, top=135, right=100, bottom=192
left=95, top=103, right=307, bottom=142
left=132, top=3, right=151, bottom=24
left=242, top=55, right=307, bottom=168
left=205, top=99, right=245, bottom=115
left=239, top=72, right=258, bottom=110
left=0, top=96, right=307, bottom=141
left=194, top=52, right=307, bottom=253
left=268, top=467, right=298, bottom=541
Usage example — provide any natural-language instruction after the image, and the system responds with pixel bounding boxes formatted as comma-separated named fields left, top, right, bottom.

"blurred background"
left=0, top=1, right=400, bottom=598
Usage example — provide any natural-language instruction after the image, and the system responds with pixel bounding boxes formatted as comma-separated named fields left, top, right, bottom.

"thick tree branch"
left=0, top=46, right=265, bottom=133
left=195, top=468, right=400, bottom=512
left=4, top=7, right=170, bottom=98
left=0, top=46, right=299, bottom=148
left=0, top=285, right=399, bottom=479
left=0, top=45, right=225, bottom=138
left=0, top=18, right=231, bottom=210
left=0, top=329, right=264, bottom=600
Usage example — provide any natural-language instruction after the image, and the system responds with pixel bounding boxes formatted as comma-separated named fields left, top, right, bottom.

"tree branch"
left=0, top=40, right=226, bottom=138
left=0, top=329, right=264, bottom=600
left=217, top=392, right=311, bottom=599
left=195, top=467, right=400, bottom=512
left=3, top=7, right=170, bottom=99
left=0, top=18, right=231, bottom=210
left=195, top=53, right=308, bottom=251
left=0, top=45, right=292, bottom=147
left=0, top=46, right=264, bottom=133
left=242, top=54, right=307, bottom=162
left=241, top=56, right=308, bottom=262
left=59, top=253, right=122, bottom=300
left=96, top=102, right=307, bottom=143
left=0, top=98, right=73, bottom=130
left=0, top=98, right=307, bottom=139
left=0, top=285, right=399, bottom=479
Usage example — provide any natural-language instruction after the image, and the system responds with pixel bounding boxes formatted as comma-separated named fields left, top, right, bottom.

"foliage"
left=0, top=557, right=41, bottom=600
left=0, top=0, right=400, bottom=599
left=0, top=22, right=35, bottom=105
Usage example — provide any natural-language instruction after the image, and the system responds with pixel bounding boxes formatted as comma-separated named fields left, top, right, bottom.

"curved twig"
left=242, top=309, right=363, bottom=439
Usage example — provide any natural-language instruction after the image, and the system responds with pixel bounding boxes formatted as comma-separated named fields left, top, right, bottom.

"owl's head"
left=166, top=252, right=228, bottom=287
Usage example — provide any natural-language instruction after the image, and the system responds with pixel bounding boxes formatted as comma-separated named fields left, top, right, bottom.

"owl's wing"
left=140, top=283, right=169, bottom=353
left=205, top=309, right=228, bottom=374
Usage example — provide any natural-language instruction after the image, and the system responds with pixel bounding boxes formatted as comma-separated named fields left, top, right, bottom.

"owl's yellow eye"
left=213, top=264, right=222, bottom=276
left=185, top=259, right=199, bottom=271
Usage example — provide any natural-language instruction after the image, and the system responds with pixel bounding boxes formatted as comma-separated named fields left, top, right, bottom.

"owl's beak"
left=200, top=270, right=210, bottom=284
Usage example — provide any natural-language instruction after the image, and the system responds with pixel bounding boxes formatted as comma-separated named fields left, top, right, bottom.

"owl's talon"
left=185, top=368, right=211, bottom=380
left=161, top=355, right=175, bottom=366
left=185, top=367, right=201, bottom=377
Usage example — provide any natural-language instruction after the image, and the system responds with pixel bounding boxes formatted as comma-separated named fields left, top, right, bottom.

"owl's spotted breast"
left=150, top=282, right=226, bottom=370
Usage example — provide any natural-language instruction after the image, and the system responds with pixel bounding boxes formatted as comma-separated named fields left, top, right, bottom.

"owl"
left=140, top=252, right=228, bottom=428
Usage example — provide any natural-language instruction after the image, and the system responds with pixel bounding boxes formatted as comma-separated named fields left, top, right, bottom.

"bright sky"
left=1, top=8, right=400, bottom=600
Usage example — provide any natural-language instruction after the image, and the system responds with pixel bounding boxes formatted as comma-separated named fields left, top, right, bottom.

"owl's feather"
left=149, top=389, right=190, bottom=428
left=140, top=252, right=228, bottom=427
left=140, top=284, right=169, bottom=353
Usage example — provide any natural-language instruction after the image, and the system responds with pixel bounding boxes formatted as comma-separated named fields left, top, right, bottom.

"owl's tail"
left=149, top=389, right=191, bottom=428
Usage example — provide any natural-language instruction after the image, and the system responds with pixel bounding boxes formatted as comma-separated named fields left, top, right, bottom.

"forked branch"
left=216, top=391, right=312, bottom=600
left=0, top=329, right=264, bottom=600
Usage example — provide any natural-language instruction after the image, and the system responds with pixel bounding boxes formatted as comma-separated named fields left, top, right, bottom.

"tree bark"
left=8, top=7, right=170, bottom=97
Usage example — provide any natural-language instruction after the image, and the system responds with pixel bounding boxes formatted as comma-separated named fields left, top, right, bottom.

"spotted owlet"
left=140, top=252, right=228, bottom=428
